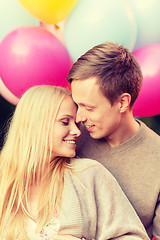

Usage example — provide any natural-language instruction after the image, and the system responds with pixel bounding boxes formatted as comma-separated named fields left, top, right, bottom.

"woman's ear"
left=119, top=93, right=131, bottom=113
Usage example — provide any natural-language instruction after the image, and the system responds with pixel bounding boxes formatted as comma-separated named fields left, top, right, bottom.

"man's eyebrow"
left=78, top=103, right=95, bottom=108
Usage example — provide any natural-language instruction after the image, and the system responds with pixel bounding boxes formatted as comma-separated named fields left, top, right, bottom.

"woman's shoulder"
left=70, top=157, right=101, bottom=170
left=68, top=157, right=119, bottom=194
left=69, top=157, right=114, bottom=180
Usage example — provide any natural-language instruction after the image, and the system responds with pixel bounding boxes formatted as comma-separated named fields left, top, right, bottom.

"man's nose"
left=76, top=108, right=87, bottom=123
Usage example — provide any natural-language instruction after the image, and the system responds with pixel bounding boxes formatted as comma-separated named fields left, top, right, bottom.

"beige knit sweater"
left=76, top=120, right=160, bottom=240
left=25, top=158, right=149, bottom=240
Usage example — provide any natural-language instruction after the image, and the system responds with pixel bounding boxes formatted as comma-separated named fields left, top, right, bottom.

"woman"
left=0, top=85, right=148, bottom=240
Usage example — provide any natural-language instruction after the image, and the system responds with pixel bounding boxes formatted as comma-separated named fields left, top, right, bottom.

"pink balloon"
left=0, top=78, right=19, bottom=105
left=133, top=44, right=160, bottom=117
left=0, top=26, right=71, bottom=98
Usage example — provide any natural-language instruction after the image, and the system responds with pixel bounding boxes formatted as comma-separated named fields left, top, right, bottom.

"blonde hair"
left=0, top=85, right=72, bottom=239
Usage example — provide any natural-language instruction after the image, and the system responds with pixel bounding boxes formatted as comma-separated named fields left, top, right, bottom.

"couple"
left=0, top=42, right=159, bottom=240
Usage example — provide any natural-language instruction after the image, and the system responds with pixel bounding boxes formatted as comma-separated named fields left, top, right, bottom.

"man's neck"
left=105, top=114, right=139, bottom=147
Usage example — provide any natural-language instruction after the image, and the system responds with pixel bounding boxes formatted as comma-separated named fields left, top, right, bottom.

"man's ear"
left=119, top=93, right=131, bottom=113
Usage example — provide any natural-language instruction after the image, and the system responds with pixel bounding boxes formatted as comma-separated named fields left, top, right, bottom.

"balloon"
left=0, top=0, right=38, bottom=42
left=126, top=0, right=160, bottom=49
left=133, top=44, right=160, bottom=117
left=64, top=0, right=137, bottom=61
left=18, top=0, right=77, bottom=24
left=0, top=26, right=71, bottom=98
left=43, top=19, right=66, bottom=45
left=0, top=78, right=19, bottom=105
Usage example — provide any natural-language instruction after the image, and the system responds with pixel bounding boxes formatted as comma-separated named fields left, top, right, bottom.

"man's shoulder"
left=138, top=119, right=160, bottom=143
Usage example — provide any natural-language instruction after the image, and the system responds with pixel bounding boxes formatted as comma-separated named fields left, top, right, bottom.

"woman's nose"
left=70, top=124, right=81, bottom=137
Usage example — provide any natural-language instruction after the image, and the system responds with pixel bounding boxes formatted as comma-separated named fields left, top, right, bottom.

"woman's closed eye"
left=61, top=120, right=69, bottom=126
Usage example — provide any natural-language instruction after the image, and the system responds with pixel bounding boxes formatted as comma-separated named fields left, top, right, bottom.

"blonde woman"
left=0, top=85, right=149, bottom=240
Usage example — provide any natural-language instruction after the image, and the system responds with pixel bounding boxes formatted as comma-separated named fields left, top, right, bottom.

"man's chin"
left=89, top=132, right=101, bottom=139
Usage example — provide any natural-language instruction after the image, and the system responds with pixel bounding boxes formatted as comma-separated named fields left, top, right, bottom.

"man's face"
left=71, top=77, right=122, bottom=140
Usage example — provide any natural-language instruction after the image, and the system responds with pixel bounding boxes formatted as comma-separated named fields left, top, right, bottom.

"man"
left=67, top=42, right=160, bottom=240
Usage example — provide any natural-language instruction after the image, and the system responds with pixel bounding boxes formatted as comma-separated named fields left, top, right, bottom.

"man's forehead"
left=71, top=82, right=96, bottom=102
left=71, top=77, right=98, bottom=86
left=71, top=78, right=99, bottom=95
left=71, top=82, right=104, bottom=109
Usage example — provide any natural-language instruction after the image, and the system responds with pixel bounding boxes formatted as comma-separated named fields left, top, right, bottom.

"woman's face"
left=51, top=96, right=81, bottom=159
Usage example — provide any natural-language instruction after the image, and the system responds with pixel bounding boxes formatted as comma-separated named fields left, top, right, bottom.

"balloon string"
left=40, top=21, right=44, bottom=27
left=54, top=24, right=60, bottom=30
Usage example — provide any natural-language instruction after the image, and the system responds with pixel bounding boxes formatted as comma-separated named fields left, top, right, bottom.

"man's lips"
left=85, top=124, right=95, bottom=132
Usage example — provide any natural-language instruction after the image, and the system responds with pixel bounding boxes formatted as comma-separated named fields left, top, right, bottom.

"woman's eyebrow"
left=59, top=114, right=74, bottom=118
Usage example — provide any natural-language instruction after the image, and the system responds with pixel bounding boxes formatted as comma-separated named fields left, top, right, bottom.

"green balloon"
left=0, top=0, right=38, bottom=42
left=64, top=0, right=137, bottom=61
left=126, top=0, right=160, bottom=50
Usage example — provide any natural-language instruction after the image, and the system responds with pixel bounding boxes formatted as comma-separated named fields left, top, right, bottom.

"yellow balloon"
left=18, top=0, right=78, bottom=24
